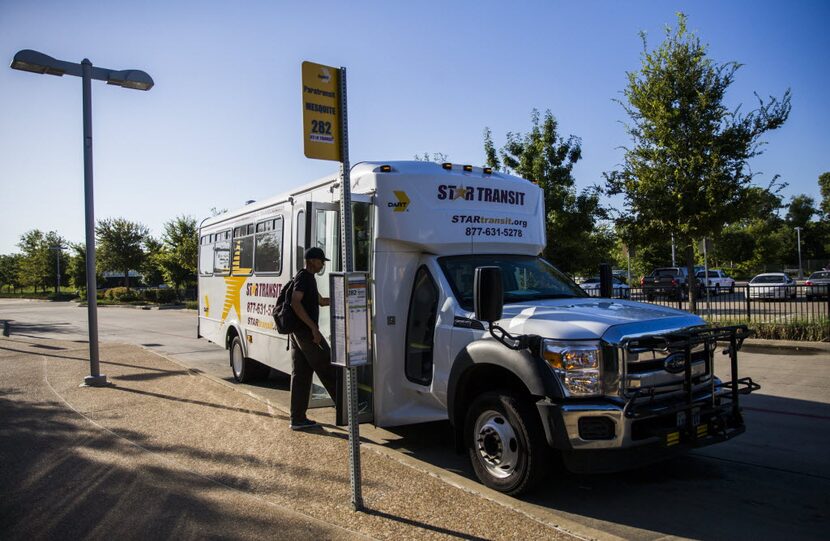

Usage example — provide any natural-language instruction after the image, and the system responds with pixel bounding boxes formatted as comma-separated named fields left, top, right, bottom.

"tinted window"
left=295, top=210, right=305, bottom=273
left=439, top=254, right=585, bottom=311
left=213, top=230, right=231, bottom=274
left=232, top=224, right=254, bottom=275
left=751, top=275, right=786, bottom=284
left=405, top=266, right=439, bottom=385
left=254, top=217, right=283, bottom=274
left=199, top=236, right=213, bottom=275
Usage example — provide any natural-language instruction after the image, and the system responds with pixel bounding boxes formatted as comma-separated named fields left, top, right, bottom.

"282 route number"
left=311, top=120, right=332, bottom=135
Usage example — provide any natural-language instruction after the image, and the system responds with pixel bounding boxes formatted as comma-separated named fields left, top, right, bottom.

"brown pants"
left=289, top=334, right=338, bottom=423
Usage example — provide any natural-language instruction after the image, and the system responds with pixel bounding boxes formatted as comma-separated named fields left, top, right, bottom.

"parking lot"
left=1, top=299, right=828, bottom=540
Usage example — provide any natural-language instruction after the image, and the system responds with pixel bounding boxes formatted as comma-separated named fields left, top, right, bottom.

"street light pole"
left=10, top=49, right=153, bottom=387
left=80, top=59, right=107, bottom=386
left=795, top=226, right=803, bottom=279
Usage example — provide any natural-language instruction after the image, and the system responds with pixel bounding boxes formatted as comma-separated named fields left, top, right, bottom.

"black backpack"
left=273, top=274, right=299, bottom=335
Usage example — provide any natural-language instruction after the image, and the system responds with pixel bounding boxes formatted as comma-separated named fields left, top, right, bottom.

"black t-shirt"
left=293, top=269, right=319, bottom=333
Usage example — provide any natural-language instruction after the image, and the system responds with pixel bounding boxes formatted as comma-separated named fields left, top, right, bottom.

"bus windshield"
left=438, top=254, right=585, bottom=311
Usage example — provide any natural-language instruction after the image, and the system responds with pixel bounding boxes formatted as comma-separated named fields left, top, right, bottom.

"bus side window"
left=232, top=224, right=254, bottom=275
left=254, top=217, right=283, bottom=274
left=295, top=210, right=305, bottom=273
left=199, top=235, right=213, bottom=275
left=352, top=202, right=372, bottom=272
left=213, top=230, right=231, bottom=275
left=405, top=266, right=439, bottom=386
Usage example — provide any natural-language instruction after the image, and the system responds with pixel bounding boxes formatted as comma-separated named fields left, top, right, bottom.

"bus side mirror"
left=474, top=266, right=503, bottom=323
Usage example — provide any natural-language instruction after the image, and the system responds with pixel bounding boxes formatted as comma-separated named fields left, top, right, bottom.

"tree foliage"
left=0, top=254, right=23, bottom=293
left=156, top=215, right=198, bottom=299
left=96, top=218, right=150, bottom=291
left=818, top=172, right=830, bottom=219
left=484, top=110, right=612, bottom=275
left=604, top=13, right=791, bottom=249
left=15, top=230, right=67, bottom=293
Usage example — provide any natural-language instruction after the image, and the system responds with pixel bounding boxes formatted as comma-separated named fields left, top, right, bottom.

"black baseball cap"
left=304, top=247, right=330, bottom=261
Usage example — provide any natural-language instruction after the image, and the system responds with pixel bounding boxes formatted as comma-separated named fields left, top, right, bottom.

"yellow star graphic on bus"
left=221, top=242, right=251, bottom=321
left=454, top=186, right=470, bottom=200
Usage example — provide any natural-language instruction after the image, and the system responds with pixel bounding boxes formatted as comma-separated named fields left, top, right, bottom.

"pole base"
left=82, top=374, right=109, bottom=387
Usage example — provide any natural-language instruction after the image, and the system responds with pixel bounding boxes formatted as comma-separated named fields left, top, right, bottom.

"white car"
left=579, top=276, right=631, bottom=298
left=695, top=269, right=736, bottom=295
left=748, top=273, right=796, bottom=300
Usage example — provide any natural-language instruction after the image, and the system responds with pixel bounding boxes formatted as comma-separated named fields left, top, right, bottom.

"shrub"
left=157, top=288, right=178, bottom=304
left=706, top=317, right=829, bottom=342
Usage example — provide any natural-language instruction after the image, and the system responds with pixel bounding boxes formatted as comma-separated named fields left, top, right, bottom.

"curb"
left=142, top=346, right=614, bottom=541
left=741, top=338, right=830, bottom=352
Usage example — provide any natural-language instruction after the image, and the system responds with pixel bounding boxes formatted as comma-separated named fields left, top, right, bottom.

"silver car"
left=579, top=276, right=631, bottom=298
left=748, top=272, right=796, bottom=300
left=805, top=271, right=830, bottom=299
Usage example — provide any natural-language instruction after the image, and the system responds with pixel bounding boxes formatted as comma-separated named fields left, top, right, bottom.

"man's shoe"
left=290, top=418, right=318, bottom=431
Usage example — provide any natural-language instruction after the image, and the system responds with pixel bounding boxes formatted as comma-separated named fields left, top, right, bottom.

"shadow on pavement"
left=0, top=393, right=326, bottom=540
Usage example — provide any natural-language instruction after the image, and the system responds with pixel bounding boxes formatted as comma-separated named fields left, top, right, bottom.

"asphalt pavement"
left=0, top=333, right=578, bottom=541
left=1, top=299, right=829, bottom=540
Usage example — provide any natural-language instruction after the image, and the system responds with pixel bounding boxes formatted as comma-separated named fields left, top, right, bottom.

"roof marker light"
left=379, top=165, right=392, bottom=172
left=483, top=167, right=492, bottom=175
left=463, top=165, right=473, bottom=172
left=442, top=162, right=453, bottom=170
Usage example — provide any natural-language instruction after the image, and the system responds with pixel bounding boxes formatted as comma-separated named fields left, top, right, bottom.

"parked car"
left=579, top=276, right=631, bottom=298
left=642, top=267, right=691, bottom=300
left=748, top=273, right=796, bottom=300
left=805, top=271, right=830, bottom=300
left=695, top=269, right=735, bottom=295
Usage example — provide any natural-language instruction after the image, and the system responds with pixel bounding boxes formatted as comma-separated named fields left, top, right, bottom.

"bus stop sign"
left=301, top=61, right=341, bottom=161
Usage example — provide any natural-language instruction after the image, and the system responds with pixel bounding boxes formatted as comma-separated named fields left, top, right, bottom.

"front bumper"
left=536, top=325, right=758, bottom=471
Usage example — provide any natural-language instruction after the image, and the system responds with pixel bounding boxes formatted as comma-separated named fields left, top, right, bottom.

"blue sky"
left=1, top=0, right=828, bottom=254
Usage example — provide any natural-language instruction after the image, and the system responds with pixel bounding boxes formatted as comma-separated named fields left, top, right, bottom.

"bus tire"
left=230, top=335, right=264, bottom=382
left=465, top=391, right=549, bottom=496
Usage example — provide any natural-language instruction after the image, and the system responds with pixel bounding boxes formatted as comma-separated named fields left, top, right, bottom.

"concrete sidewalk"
left=0, top=335, right=578, bottom=541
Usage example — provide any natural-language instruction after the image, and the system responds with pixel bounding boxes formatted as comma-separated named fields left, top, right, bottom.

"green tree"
left=604, top=13, right=791, bottom=298
left=818, top=172, right=830, bottom=219
left=68, top=243, right=87, bottom=293
left=16, top=230, right=66, bottom=293
left=785, top=195, right=816, bottom=228
left=484, top=110, right=611, bottom=275
left=156, top=216, right=198, bottom=299
left=96, top=218, right=150, bottom=292
left=0, top=254, right=23, bottom=293
left=142, top=236, right=165, bottom=288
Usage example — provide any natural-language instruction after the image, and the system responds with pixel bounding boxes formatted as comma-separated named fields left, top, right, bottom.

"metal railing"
left=621, top=284, right=830, bottom=326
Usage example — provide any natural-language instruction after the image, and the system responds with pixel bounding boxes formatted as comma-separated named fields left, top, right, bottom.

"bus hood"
left=497, top=298, right=705, bottom=344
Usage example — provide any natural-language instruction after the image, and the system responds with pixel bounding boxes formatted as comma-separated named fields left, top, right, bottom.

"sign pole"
left=337, top=66, right=363, bottom=512
left=301, top=60, right=362, bottom=510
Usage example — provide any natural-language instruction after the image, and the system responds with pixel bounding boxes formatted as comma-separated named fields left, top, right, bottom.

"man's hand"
left=319, top=296, right=330, bottom=307
left=312, top=327, right=323, bottom=344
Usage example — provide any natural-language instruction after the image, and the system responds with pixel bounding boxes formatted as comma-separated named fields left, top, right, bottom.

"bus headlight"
left=542, top=340, right=602, bottom=396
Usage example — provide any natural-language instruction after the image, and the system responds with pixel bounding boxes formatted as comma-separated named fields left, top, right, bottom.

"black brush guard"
left=618, top=325, right=760, bottom=447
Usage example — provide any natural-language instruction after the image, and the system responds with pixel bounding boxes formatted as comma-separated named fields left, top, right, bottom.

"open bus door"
left=306, top=201, right=374, bottom=425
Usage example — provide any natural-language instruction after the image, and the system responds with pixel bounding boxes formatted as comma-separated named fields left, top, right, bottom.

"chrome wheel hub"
left=474, top=410, right=519, bottom=479
left=232, top=343, right=243, bottom=375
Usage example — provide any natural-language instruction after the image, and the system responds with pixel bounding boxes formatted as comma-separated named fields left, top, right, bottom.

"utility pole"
left=795, top=227, right=803, bottom=279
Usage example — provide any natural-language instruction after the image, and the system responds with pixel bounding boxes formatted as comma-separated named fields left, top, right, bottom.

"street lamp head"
left=106, top=69, right=154, bottom=91
left=10, top=49, right=65, bottom=76
left=11, top=49, right=153, bottom=91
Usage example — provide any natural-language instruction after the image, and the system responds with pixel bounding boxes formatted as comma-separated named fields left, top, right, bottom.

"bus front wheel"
left=464, top=391, right=550, bottom=495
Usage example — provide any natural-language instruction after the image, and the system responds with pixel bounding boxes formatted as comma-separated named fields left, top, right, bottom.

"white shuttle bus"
left=198, top=161, right=755, bottom=494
